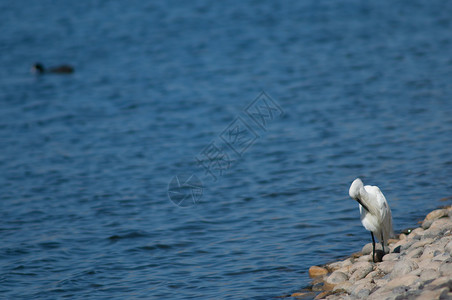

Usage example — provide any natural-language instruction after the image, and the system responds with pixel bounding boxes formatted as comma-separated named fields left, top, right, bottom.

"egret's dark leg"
left=371, top=232, right=376, bottom=263
left=381, top=232, right=385, bottom=254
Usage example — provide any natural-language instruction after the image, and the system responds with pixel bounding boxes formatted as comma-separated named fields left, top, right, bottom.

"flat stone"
left=390, top=259, right=419, bottom=279
left=399, top=233, right=407, bottom=240
left=349, top=262, right=373, bottom=282
left=383, top=274, right=419, bottom=291
left=326, top=271, right=348, bottom=285
left=424, top=209, right=448, bottom=221
left=309, top=266, right=328, bottom=277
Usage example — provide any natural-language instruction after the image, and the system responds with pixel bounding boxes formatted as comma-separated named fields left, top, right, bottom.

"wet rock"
left=309, top=266, right=328, bottom=278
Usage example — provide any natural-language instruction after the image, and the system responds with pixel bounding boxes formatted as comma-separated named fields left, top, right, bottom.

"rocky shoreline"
left=290, top=205, right=452, bottom=299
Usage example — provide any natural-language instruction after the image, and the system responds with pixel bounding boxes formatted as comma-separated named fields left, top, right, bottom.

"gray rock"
left=405, top=247, right=423, bottom=259
left=419, top=268, right=439, bottom=283
left=365, top=269, right=385, bottom=280
left=390, top=259, right=419, bottom=279
left=432, top=253, right=451, bottom=262
left=349, top=262, right=373, bottom=282
left=332, top=281, right=354, bottom=294
left=422, top=219, right=434, bottom=229
left=411, top=238, right=434, bottom=249
left=425, top=276, right=452, bottom=290
left=362, top=242, right=383, bottom=255
left=420, top=244, right=443, bottom=260
left=446, top=240, right=452, bottom=256
left=383, top=274, right=419, bottom=292
left=430, top=218, right=452, bottom=230
left=439, top=260, right=452, bottom=276
left=407, top=228, right=424, bottom=240
left=326, top=271, right=349, bottom=285
left=418, top=259, right=441, bottom=271
left=382, top=253, right=400, bottom=261
left=424, top=209, right=448, bottom=221
left=377, top=261, right=396, bottom=274
left=408, top=268, right=422, bottom=276
left=327, top=261, right=344, bottom=272
left=368, top=289, right=398, bottom=300
left=357, top=254, right=372, bottom=262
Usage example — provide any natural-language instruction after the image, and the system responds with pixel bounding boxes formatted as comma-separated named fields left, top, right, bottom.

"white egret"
left=349, top=178, right=394, bottom=262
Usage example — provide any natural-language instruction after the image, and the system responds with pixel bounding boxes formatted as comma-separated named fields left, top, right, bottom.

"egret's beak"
left=356, top=198, right=369, bottom=212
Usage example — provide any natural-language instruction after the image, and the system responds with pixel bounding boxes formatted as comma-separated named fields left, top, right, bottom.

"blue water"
left=1, top=1, right=452, bottom=299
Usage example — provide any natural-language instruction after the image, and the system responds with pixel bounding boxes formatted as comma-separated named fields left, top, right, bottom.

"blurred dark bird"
left=31, top=62, right=74, bottom=74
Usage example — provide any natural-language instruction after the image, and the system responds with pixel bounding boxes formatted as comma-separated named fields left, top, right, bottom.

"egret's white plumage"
left=349, top=178, right=393, bottom=262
